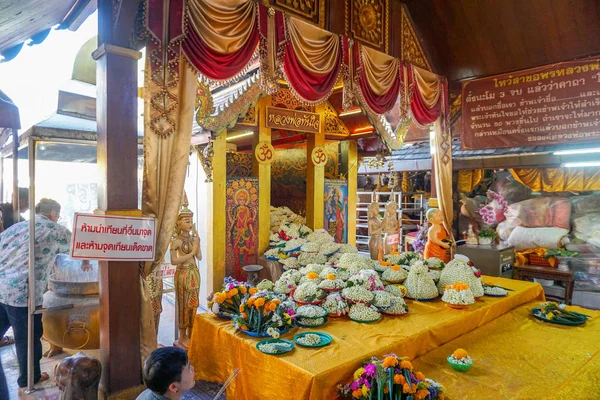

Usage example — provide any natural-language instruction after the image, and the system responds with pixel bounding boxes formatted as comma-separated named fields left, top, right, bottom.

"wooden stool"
left=513, top=264, right=575, bottom=305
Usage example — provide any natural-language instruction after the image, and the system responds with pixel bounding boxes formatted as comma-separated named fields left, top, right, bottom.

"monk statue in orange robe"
left=170, top=195, right=202, bottom=349
left=423, top=208, right=451, bottom=263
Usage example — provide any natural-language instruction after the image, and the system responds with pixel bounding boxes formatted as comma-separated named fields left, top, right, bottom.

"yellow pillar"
left=347, top=140, right=358, bottom=245
left=306, top=105, right=326, bottom=230
left=208, top=132, right=227, bottom=294
left=253, top=96, right=272, bottom=255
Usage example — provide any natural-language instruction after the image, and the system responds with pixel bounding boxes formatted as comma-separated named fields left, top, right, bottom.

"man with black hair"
left=137, top=347, right=195, bottom=400
left=0, top=187, right=29, bottom=230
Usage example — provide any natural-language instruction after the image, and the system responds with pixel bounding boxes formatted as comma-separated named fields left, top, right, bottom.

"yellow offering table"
left=412, top=302, right=600, bottom=399
left=188, top=278, right=544, bottom=400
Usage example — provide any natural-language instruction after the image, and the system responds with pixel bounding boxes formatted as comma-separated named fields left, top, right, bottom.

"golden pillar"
left=253, top=96, right=272, bottom=255
left=207, top=132, right=227, bottom=294
left=306, top=104, right=326, bottom=230
left=346, top=140, right=358, bottom=245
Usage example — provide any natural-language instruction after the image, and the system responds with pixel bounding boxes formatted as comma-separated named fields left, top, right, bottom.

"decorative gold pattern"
left=197, top=142, right=214, bottom=182
left=226, top=153, right=253, bottom=177
left=195, top=80, right=213, bottom=127
left=323, top=102, right=350, bottom=137
left=238, top=105, right=257, bottom=126
left=449, top=93, right=461, bottom=121
left=271, top=88, right=313, bottom=111
left=400, top=5, right=432, bottom=71
left=346, top=0, right=389, bottom=53
left=271, top=0, right=325, bottom=28
left=202, top=84, right=263, bottom=133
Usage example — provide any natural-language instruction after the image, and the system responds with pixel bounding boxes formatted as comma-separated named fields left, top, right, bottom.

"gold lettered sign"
left=311, top=145, right=327, bottom=166
left=254, top=141, right=275, bottom=165
left=266, top=106, right=320, bottom=134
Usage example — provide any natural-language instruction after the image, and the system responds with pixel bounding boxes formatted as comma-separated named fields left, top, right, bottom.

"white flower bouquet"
left=293, top=281, right=326, bottom=303
left=322, top=292, right=349, bottom=316
left=318, top=275, right=346, bottom=290
left=306, top=229, right=334, bottom=244
left=338, top=243, right=359, bottom=254
left=382, top=297, right=408, bottom=315
left=296, top=305, right=327, bottom=319
left=349, top=303, right=381, bottom=322
left=319, top=241, right=341, bottom=256
left=284, top=238, right=307, bottom=251
left=382, top=266, right=408, bottom=283
left=299, top=264, right=327, bottom=275
left=384, top=285, right=406, bottom=298
left=441, top=282, right=475, bottom=308
left=342, top=286, right=374, bottom=303
left=337, top=253, right=374, bottom=272
left=425, top=257, right=445, bottom=270
left=298, top=252, right=328, bottom=266
left=256, top=279, right=275, bottom=291
left=301, top=241, right=320, bottom=253
left=404, top=262, right=439, bottom=300
left=281, top=257, right=300, bottom=270
left=274, top=276, right=297, bottom=294
left=372, top=290, right=395, bottom=308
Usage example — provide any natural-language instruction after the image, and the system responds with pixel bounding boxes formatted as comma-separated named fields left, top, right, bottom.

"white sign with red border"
left=71, top=213, right=156, bottom=261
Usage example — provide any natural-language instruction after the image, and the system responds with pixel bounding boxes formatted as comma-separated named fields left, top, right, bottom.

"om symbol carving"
left=311, top=146, right=327, bottom=166
left=255, top=141, right=275, bottom=165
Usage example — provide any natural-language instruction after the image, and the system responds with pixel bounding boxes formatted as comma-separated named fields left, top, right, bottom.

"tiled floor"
left=2, top=294, right=222, bottom=399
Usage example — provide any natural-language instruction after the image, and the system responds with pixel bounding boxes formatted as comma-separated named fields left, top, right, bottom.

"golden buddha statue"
left=367, top=201, right=383, bottom=260
left=382, top=197, right=400, bottom=255
left=423, top=208, right=451, bottom=263
left=170, top=195, right=202, bottom=349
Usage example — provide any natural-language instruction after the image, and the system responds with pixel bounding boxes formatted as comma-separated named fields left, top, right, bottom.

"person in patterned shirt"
left=0, top=198, right=89, bottom=390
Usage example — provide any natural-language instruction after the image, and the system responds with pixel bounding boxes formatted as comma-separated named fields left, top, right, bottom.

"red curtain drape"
left=182, top=14, right=259, bottom=82
left=408, top=64, right=445, bottom=126
left=352, top=44, right=401, bottom=115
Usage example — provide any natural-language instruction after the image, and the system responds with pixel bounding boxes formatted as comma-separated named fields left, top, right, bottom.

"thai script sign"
left=71, top=213, right=156, bottom=261
left=266, top=106, right=320, bottom=133
left=161, top=263, right=176, bottom=278
left=461, top=57, right=600, bottom=149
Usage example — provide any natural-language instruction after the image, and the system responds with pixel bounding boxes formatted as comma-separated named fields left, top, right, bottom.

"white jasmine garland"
left=264, top=248, right=281, bottom=258
left=322, top=293, right=349, bottom=315
left=298, top=252, right=328, bottom=266
left=483, top=286, right=507, bottom=296
left=382, top=298, right=408, bottom=315
left=258, top=342, right=292, bottom=354
left=319, top=267, right=338, bottom=279
left=349, top=304, right=380, bottom=321
left=438, top=256, right=484, bottom=297
left=297, top=334, right=321, bottom=346
left=327, top=252, right=343, bottom=264
left=300, top=264, right=327, bottom=275
left=297, top=317, right=326, bottom=326
left=298, top=275, right=323, bottom=285
left=296, top=305, right=327, bottom=318
left=284, top=238, right=307, bottom=251
left=306, top=229, right=335, bottom=244
left=318, top=278, right=346, bottom=290
left=257, top=279, right=275, bottom=291
left=448, top=354, right=473, bottom=365
left=274, top=277, right=296, bottom=294
left=384, top=285, right=405, bottom=298
left=281, top=257, right=300, bottom=270
left=294, top=282, right=325, bottom=302
left=301, top=241, right=320, bottom=253
left=342, top=286, right=374, bottom=303
left=338, top=244, right=359, bottom=254
left=426, top=257, right=445, bottom=270
left=428, top=269, right=441, bottom=283
left=441, top=288, right=475, bottom=305
left=372, top=290, right=395, bottom=307
left=319, top=242, right=341, bottom=255
left=382, top=267, right=408, bottom=283
left=281, top=269, right=303, bottom=283
left=337, top=254, right=374, bottom=272
left=405, top=262, right=439, bottom=300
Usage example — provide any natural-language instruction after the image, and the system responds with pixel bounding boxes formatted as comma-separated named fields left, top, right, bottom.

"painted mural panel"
left=324, top=179, right=348, bottom=243
left=226, top=177, right=259, bottom=281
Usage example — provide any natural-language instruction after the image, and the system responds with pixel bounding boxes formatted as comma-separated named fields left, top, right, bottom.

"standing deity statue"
left=367, top=201, right=383, bottom=260
left=423, top=208, right=452, bottom=263
left=382, top=197, right=400, bottom=255
left=170, top=195, right=202, bottom=349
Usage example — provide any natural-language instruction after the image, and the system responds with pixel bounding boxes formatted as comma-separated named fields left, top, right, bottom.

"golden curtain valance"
left=412, top=65, right=441, bottom=109
left=360, top=46, right=399, bottom=96
left=188, top=0, right=256, bottom=54
left=511, top=167, right=600, bottom=192
left=286, top=17, right=340, bottom=75
left=457, top=169, right=484, bottom=193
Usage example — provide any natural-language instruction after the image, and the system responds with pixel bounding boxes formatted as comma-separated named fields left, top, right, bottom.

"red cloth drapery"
left=354, top=44, right=401, bottom=115
left=182, top=23, right=259, bottom=81
left=408, top=64, right=446, bottom=126
left=282, top=39, right=344, bottom=104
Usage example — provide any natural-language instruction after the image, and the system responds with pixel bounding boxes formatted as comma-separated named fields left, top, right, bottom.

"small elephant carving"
left=54, top=352, right=101, bottom=400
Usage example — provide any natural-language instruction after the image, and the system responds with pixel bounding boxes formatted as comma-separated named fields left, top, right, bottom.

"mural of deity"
left=226, top=178, right=259, bottom=281
left=324, top=180, right=348, bottom=243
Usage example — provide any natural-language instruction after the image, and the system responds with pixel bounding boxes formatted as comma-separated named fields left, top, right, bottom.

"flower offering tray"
left=236, top=324, right=290, bottom=338
left=484, top=293, right=508, bottom=298
left=350, top=315, right=382, bottom=323
left=296, top=316, right=329, bottom=328
left=530, top=308, right=588, bottom=326
left=447, top=356, right=473, bottom=372
left=293, top=332, right=333, bottom=348
left=256, top=339, right=295, bottom=355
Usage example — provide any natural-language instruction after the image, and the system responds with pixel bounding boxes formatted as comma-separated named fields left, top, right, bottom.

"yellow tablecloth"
left=411, top=303, right=600, bottom=399
left=188, top=278, right=544, bottom=400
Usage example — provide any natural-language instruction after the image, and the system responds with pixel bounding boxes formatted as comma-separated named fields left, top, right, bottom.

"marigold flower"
left=380, top=261, right=392, bottom=266
left=254, top=298, right=265, bottom=308
left=393, top=374, right=405, bottom=385
left=414, top=372, right=426, bottom=381
left=272, top=299, right=281, bottom=305
left=415, top=389, right=430, bottom=400
left=453, top=348, right=468, bottom=359
left=327, top=273, right=336, bottom=281
left=227, top=288, right=239, bottom=298
left=439, top=394, right=445, bottom=400
left=269, top=302, right=278, bottom=311
left=247, top=298, right=256, bottom=306
left=384, top=387, right=389, bottom=394
left=382, top=356, right=398, bottom=368
left=403, top=383, right=416, bottom=394
left=352, top=389, right=362, bottom=398
left=216, top=293, right=227, bottom=303
left=307, top=272, right=319, bottom=279
left=241, top=312, right=247, bottom=319
left=239, top=304, right=245, bottom=312
left=240, top=325, right=248, bottom=331
left=445, top=285, right=451, bottom=290
left=399, top=360, right=413, bottom=371
left=392, top=265, right=400, bottom=271
left=249, top=288, right=258, bottom=295
left=239, top=286, right=247, bottom=294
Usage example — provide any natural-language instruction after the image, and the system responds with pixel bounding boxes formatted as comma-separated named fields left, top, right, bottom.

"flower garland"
left=233, top=290, right=295, bottom=334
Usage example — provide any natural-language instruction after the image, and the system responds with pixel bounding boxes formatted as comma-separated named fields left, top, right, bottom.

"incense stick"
left=212, top=368, right=240, bottom=400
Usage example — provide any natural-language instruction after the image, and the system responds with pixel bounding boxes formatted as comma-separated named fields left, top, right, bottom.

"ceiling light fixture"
left=563, top=161, right=600, bottom=168
left=339, top=108, right=362, bottom=117
left=226, top=131, right=253, bottom=141
left=554, top=148, right=600, bottom=155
